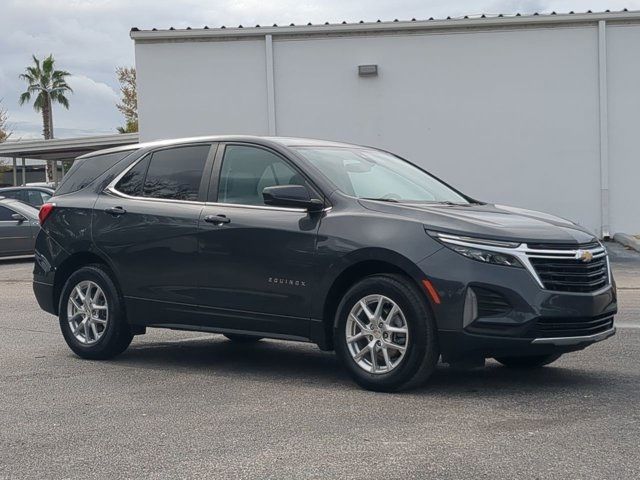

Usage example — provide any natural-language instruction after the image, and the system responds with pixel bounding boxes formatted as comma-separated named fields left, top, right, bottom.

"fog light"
left=463, top=287, right=478, bottom=328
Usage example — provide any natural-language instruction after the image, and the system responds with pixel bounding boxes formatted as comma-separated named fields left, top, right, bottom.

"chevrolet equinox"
left=33, top=136, right=617, bottom=391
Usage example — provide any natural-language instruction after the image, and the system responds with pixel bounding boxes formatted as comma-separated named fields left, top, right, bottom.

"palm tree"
left=18, top=54, right=73, bottom=181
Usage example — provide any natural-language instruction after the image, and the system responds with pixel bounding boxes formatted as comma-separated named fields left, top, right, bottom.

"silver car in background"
left=0, top=197, right=40, bottom=257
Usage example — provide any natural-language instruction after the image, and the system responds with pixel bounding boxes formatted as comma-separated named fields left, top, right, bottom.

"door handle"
left=104, top=206, right=127, bottom=216
left=204, top=214, right=231, bottom=225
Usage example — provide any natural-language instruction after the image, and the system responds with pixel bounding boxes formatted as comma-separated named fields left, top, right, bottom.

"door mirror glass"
left=11, top=213, right=26, bottom=222
left=262, top=185, right=324, bottom=211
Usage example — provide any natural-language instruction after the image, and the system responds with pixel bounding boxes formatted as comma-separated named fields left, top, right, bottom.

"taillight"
left=39, top=203, right=55, bottom=224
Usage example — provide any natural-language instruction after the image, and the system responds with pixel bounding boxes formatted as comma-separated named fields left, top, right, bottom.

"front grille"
left=527, top=240, right=600, bottom=251
left=526, top=242, right=609, bottom=293
left=537, top=314, right=614, bottom=338
left=474, top=287, right=511, bottom=317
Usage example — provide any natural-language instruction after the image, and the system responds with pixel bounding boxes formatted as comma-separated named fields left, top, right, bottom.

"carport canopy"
left=0, top=133, right=139, bottom=186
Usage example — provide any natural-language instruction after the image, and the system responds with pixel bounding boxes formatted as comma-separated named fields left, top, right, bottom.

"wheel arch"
left=316, top=249, right=430, bottom=350
left=52, top=250, right=116, bottom=315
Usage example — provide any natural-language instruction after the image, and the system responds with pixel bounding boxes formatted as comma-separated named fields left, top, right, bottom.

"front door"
left=196, top=143, right=323, bottom=338
left=92, top=143, right=216, bottom=325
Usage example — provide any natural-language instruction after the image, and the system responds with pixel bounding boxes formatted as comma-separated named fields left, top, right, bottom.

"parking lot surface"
left=1, top=242, right=639, bottom=479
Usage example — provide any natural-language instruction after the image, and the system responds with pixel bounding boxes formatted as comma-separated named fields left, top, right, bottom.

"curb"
left=613, top=233, right=640, bottom=253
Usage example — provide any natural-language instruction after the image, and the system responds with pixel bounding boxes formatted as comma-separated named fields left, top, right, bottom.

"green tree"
left=116, top=66, right=138, bottom=133
left=0, top=98, right=11, bottom=143
left=18, top=54, right=73, bottom=180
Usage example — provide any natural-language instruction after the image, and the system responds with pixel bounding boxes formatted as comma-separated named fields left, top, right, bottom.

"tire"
left=494, top=353, right=562, bottom=369
left=223, top=334, right=263, bottom=343
left=58, top=264, right=133, bottom=360
left=335, top=274, right=439, bottom=392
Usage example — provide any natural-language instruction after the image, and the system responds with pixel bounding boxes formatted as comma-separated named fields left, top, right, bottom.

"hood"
left=358, top=200, right=597, bottom=244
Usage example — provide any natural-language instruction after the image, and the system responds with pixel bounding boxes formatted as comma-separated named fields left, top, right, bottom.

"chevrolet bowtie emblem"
left=575, top=249, right=594, bottom=263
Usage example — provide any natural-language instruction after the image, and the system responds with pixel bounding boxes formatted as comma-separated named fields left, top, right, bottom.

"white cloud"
left=1, top=0, right=639, bottom=139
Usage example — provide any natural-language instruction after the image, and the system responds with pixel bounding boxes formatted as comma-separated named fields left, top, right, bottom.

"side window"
left=0, top=206, right=15, bottom=221
left=218, top=145, right=306, bottom=206
left=55, top=150, right=135, bottom=196
left=27, top=190, right=49, bottom=207
left=115, top=156, right=150, bottom=197
left=1, top=190, right=19, bottom=201
left=143, top=145, right=211, bottom=201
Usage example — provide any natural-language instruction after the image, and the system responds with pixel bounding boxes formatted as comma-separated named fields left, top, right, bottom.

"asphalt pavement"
left=0, top=241, right=638, bottom=479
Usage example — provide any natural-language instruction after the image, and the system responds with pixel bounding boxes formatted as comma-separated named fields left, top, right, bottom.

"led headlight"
left=428, top=231, right=524, bottom=268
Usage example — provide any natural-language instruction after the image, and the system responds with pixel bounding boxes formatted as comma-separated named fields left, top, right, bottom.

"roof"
left=130, top=9, right=640, bottom=41
left=0, top=133, right=139, bottom=161
left=82, top=135, right=360, bottom=157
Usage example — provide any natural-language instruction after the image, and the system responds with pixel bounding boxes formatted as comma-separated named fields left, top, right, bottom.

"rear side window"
left=142, top=145, right=211, bottom=201
left=56, top=150, right=136, bottom=196
left=115, top=155, right=150, bottom=197
left=0, top=190, right=21, bottom=201
left=28, top=190, right=51, bottom=206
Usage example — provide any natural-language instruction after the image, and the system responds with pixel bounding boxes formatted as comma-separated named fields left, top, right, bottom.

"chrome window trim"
left=435, top=233, right=611, bottom=293
left=105, top=155, right=328, bottom=213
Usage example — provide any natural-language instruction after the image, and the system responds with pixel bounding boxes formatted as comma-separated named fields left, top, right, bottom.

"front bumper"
left=418, top=248, right=618, bottom=361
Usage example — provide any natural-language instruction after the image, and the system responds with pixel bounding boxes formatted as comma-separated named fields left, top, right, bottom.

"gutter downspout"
left=598, top=20, right=610, bottom=238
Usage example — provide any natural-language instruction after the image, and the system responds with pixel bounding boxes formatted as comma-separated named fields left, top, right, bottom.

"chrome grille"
left=525, top=243, right=609, bottom=293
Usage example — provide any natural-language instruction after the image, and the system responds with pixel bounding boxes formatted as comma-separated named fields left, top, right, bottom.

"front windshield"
left=292, top=146, right=470, bottom=204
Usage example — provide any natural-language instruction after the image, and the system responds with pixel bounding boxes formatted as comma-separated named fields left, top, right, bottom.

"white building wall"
left=606, top=25, right=640, bottom=235
left=136, top=39, right=269, bottom=139
left=134, top=20, right=639, bottom=236
left=272, top=27, right=602, bottom=233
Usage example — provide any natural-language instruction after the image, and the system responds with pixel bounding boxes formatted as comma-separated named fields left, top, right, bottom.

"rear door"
left=0, top=204, right=35, bottom=256
left=93, top=143, right=216, bottom=325
left=195, top=143, right=323, bottom=338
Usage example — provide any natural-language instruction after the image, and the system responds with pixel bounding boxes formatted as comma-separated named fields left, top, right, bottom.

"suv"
left=33, top=136, right=616, bottom=391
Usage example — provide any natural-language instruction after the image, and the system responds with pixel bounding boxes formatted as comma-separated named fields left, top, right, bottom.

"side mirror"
left=262, top=185, right=324, bottom=211
left=11, top=213, right=26, bottom=222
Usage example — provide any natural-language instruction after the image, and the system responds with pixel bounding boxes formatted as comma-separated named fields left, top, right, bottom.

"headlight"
left=427, top=231, right=524, bottom=268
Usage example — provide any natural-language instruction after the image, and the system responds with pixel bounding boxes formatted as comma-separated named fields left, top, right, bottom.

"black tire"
left=335, top=274, right=439, bottom=392
left=494, top=353, right=562, bottom=369
left=223, top=334, right=263, bottom=343
left=58, top=264, right=133, bottom=360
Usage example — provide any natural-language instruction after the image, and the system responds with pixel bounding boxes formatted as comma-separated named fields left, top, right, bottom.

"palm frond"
left=51, top=91, right=70, bottom=109
left=33, top=93, right=45, bottom=111
left=18, top=91, right=31, bottom=106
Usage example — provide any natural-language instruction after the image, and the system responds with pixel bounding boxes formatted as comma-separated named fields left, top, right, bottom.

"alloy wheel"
left=66, top=280, right=109, bottom=345
left=345, top=294, right=409, bottom=374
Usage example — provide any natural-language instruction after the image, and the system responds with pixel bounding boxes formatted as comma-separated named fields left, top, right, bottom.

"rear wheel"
left=495, top=353, right=562, bottom=368
left=335, top=274, right=439, bottom=392
left=59, top=265, right=133, bottom=360
left=224, top=334, right=262, bottom=343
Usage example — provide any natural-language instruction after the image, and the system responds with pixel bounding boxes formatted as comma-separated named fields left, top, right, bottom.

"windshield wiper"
left=361, top=197, right=400, bottom=203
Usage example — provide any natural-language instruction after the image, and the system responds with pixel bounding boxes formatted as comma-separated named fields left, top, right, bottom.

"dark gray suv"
left=33, top=136, right=616, bottom=391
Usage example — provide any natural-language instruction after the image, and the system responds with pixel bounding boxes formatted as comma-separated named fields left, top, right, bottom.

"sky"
left=1, top=0, right=639, bottom=140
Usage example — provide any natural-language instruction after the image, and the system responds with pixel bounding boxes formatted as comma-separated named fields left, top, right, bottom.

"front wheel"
left=59, top=264, right=133, bottom=360
left=494, top=353, right=562, bottom=368
left=335, top=274, right=439, bottom=392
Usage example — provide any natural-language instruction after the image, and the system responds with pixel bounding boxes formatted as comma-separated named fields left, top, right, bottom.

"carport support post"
left=21, top=158, right=26, bottom=186
left=12, top=156, right=17, bottom=186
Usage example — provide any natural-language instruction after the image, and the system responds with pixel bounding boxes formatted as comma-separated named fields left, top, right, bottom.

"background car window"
left=218, top=145, right=305, bottom=205
left=56, top=150, right=136, bottom=196
left=115, top=156, right=150, bottom=197
left=0, top=205, right=16, bottom=221
left=142, top=145, right=211, bottom=201
left=0, top=190, right=22, bottom=202
left=27, top=190, right=50, bottom=207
